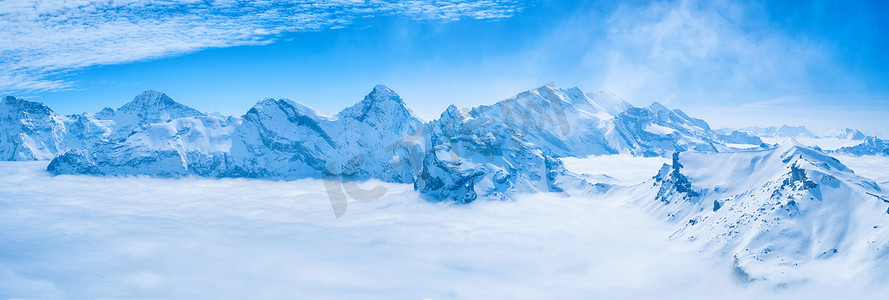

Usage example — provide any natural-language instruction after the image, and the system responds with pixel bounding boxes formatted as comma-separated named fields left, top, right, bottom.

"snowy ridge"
left=609, top=102, right=731, bottom=156
left=412, top=83, right=729, bottom=202
left=0, top=95, right=114, bottom=161
left=622, top=140, right=889, bottom=283
left=48, top=115, right=238, bottom=177
left=416, top=102, right=580, bottom=203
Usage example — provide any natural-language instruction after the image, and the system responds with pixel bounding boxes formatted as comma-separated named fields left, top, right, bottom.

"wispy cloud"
left=589, top=0, right=845, bottom=104
left=0, top=0, right=521, bottom=93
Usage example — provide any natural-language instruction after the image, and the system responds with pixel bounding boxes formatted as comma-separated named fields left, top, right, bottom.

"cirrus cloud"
left=0, top=0, right=522, bottom=93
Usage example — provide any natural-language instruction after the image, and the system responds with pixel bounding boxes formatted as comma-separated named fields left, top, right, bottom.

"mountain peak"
left=776, top=137, right=805, bottom=151
left=112, top=90, right=203, bottom=123
left=366, top=84, right=403, bottom=104
left=120, top=90, right=175, bottom=110
left=0, top=95, right=55, bottom=116
left=833, top=128, right=867, bottom=140
left=338, top=85, right=416, bottom=122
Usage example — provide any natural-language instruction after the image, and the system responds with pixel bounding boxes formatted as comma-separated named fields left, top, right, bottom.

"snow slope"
left=621, top=141, right=889, bottom=283
left=609, top=102, right=729, bottom=156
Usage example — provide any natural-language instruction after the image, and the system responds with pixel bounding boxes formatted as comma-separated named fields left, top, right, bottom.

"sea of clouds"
left=1, top=158, right=887, bottom=299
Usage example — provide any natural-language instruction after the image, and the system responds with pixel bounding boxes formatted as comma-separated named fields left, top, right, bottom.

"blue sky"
left=2, top=0, right=888, bottom=136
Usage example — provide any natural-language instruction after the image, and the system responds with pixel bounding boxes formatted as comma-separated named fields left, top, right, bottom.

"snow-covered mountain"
left=7, top=83, right=881, bottom=206
left=833, top=136, right=889, bottom=156
left=50, top=85, right=429, bottom=183
left=0, top=96, right=69, bottom=160
left=228, top=85, right=427, bottom=181
left=609, top=102, right=733, bottom=156
left=720, top=126, right=889, bottom=155
left=48, top=115, right=237, bottom=177
left=1, top=91, right=207, bottom=162
left=413, top=84, right=736, bottom=202
left=622, top=141, right=889, bottom=282
left=416, top=103, right=577, bottom=203
left=815, top=128, right=888, bottom=156
left=830, top=128, right=868, bottom=140
left=97, top=90, right=205, bottom=140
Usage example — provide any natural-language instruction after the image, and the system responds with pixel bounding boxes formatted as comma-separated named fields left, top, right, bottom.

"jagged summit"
left=367, top=84, right=402, bottom=102
left=120, top=90, right=175, bottom=111
left=75, top=90, right=205, bottom=141
left=115, top=90, right=203, bottom=119
left=338, top=84, right=418, bottom=124
left=0, top=95, right=56, bottom=116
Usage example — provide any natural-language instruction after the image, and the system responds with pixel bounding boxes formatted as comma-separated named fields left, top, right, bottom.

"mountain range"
left=2, top=85, right=887, bottom=203
left=4, top=84, right=889, bottom=286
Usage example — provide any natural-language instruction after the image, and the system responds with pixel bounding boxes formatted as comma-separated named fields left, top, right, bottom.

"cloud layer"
left=2, top=158, right=888, bottom=298
left=0, top=0, right=521, bottom=92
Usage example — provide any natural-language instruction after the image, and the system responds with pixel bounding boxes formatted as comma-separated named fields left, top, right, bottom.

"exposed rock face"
left=415, top=104, right=571, bottom=203
left=0, top=96, right=68, bottom=160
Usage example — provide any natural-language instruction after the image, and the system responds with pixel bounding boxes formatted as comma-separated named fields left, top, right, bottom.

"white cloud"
left=0, top=0, right=521, bottom=93
left=1, top=160, right=887, bottom=298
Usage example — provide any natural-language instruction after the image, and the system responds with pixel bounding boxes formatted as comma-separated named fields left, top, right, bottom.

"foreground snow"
left=1, top=162, right=887, bottom=299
